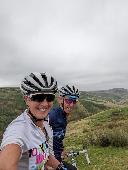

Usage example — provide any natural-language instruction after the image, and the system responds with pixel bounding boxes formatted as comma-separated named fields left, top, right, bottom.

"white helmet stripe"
left=26, top=75, right=43, bottom=89
left=66, top=87, right=72, bottom=93
left=49, top=79, right=56, bottom=89
left=33, top=72, right=46, bottom=87
left=21, top=82, right=37, bottom=92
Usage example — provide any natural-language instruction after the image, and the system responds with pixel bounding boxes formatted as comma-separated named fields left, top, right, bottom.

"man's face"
left=58, top=96, right=78, bottom=114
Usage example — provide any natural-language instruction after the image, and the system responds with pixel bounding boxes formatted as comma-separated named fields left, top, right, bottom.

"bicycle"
left=63, top=148, right=90, bottom=168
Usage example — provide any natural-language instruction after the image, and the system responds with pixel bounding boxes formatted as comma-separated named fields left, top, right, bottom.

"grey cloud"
left=0, top=0, right=128, bottom=90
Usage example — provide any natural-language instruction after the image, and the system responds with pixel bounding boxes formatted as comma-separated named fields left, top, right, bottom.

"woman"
left=0, top=72, right=65, bottom=170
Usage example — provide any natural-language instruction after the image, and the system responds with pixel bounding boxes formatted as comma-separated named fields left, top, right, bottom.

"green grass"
left=64, top=107, right=128, bottom=169
left=64, top=145, right=128, bottom=170
left=73, top=146, right=128, bottom=170
left=0, top=88, right=26, bottom=132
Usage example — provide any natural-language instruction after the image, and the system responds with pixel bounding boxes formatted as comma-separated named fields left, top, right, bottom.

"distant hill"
left=80, top=88, right=128, bottom=102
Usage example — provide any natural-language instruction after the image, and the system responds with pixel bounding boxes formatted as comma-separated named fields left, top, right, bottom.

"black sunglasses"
left=30, top=94, right=55, bottom=102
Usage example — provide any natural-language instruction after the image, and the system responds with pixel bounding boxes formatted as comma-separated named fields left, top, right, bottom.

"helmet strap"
left=62, top=97, right=65, bottom=110
left=60, top=97, right=65, bottom=111
left=60, top=98, right=68, bottom=116
left=28, top=109, right=45, bottom=122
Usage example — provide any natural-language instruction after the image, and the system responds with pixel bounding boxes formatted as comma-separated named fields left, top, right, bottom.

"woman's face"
left=24, top=94, right=54, bottom=120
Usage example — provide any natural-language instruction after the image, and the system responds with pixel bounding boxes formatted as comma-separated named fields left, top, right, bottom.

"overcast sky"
left=0, top=0, right=128, bottom=91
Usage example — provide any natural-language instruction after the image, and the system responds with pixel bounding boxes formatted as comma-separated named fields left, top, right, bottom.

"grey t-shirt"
left=0, top=110, right=53, bottom=170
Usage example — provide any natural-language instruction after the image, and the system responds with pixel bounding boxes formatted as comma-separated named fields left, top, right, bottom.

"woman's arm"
left=0, top=144, right=21, bottom=170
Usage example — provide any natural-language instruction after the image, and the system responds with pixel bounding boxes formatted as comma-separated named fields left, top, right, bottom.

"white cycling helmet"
left=59, top=85, right=80, bottom=98
left=20, top=72, right=58, bottom=96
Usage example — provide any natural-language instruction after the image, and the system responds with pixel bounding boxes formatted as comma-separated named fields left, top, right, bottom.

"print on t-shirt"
left=28, top=141, right=49, bottom=170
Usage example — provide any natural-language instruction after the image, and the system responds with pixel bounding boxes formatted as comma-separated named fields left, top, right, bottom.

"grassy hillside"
left=65, top=107, right=128, bottom=169
left=0, top=87, right=25, bottom=132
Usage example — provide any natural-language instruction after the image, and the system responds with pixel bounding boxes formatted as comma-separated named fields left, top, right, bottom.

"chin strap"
left=60, top=98, right=65, bottom=111
left=28, top=110, right=49, bottom=143
left=60, top=98, right=69, bottom=116
left=28, top=109, right=48, bottom=122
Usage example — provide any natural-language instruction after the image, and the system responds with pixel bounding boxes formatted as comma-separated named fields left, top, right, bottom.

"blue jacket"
left=49, top=106, right=67, bottom=162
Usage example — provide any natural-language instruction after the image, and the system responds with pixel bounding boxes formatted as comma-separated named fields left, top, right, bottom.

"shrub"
left=110, top=129, right=128, bottom=147
left=88, top=128, right=128, bottom=147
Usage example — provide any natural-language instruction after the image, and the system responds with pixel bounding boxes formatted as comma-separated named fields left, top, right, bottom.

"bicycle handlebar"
left=66, top=149, right=91, bottom=164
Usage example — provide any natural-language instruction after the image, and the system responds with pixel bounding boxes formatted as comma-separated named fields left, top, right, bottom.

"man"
left=0, top=72, right=65, bottom=170
left=49, top=85, right=80, bottom=170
